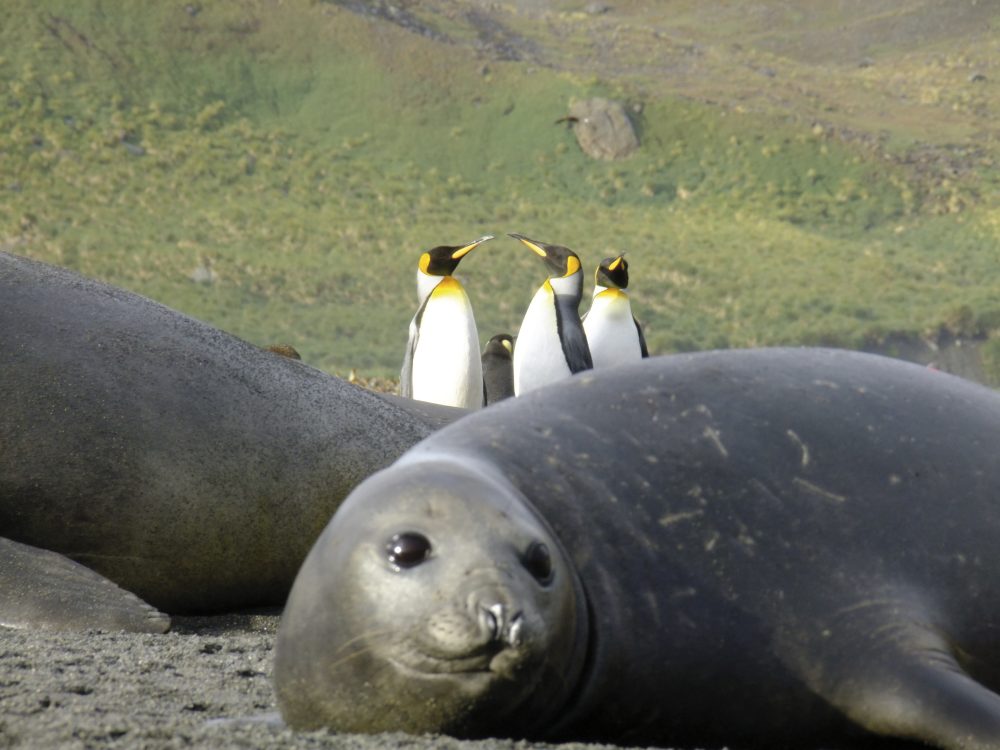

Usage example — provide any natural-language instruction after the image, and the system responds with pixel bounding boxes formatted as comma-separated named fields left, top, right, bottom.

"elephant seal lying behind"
left=0, top=252, right=462, bottom=632
left=275, top=348, right=1000, bottom=750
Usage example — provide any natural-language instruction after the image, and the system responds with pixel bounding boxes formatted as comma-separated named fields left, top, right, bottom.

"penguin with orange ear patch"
left=508, top=233, right=592, bottom=396
left=401, top=236, right=493, bottom=409
left=583, top=254, right=648, bottom=368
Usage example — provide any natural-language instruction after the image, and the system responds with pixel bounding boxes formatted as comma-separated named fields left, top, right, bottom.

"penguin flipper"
left=554, top=296, right=593, bottom=374
left=560, top=320, right=593, bottom=374
left=564, top=327, right=593, bottom=373
left=400, top=327, right=416, bottom=398
left=400, top=300, right=429, bottom=399
left=635, top=316, right=649, bottom=358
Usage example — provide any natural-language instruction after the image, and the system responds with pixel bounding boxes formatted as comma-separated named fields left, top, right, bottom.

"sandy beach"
left=0, top=614, right=630, bottom=750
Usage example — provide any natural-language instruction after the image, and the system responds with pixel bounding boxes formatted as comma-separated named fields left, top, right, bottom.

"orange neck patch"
left=596, top=288, right=627, bottom=300
left=431, top=275, right=465, bottom=298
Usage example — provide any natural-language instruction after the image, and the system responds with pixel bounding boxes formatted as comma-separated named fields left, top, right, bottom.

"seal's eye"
left=522, top=541, right=553, bottom=584
left=386, top=532, right=432, bottom=569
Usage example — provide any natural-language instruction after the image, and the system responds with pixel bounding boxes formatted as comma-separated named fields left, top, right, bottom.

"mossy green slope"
left=2, top=0, right=998, bottom=378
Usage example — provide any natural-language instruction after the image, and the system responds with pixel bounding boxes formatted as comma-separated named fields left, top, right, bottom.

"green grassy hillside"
left=2, top=0, right=999, bottom=379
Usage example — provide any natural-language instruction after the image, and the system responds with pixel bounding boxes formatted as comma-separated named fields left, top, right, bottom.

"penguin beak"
left=511, top=233, right=581, bottom=278
left=608, top=255, right=624, bottom=271
left=451, top=235, right=494, bottom=260
left=508, top=233, right=548, bottom=259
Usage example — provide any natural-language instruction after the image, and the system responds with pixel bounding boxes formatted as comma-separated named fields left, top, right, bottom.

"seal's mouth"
left=391, top=655, right=489, bottom=677
left=391, top=640, right=524, bottom=678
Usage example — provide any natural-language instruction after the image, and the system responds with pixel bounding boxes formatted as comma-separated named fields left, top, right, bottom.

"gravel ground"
left=0, top=615, right=635, bottom=750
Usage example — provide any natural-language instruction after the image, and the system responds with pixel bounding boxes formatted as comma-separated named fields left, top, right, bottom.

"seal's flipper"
left=826, top=649, right=1000, bottom=750
left=0, top=537, right=170, bottom=633
left=782, top=601, right=1000, bottom=750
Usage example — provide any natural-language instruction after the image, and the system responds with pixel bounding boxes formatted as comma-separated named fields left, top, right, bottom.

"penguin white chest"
left=411, top=279, right=482, bottom=409
left=513, top=283, right=572, bottom=395
left=584, top=289, right=642, bottom=368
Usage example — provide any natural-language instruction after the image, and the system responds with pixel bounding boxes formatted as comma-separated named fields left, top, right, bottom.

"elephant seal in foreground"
left=0, top=252, right=462, bottom=632
left=275, top=348, right=1000, bottom=750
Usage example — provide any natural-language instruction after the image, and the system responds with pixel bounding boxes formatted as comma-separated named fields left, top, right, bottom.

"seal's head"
left=273, top=457, right=587, bottom=737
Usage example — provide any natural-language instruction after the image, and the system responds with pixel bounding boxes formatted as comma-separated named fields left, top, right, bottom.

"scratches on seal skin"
left=680, top=403, right=714, bottom=420
left=622, top=432, right=645, bottom=449
left=658, top=509, right=704, bottom=527
left=793, top=477, right=846, bottom=504
left=703, top=532, right=720, bottom=552
left=702, top=426, right=728, bottom=458
left=786, top=429, right=810, bottom=467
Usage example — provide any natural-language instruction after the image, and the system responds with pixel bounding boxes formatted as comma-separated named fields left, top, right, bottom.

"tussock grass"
left=2, top=0, right=998, bottom=380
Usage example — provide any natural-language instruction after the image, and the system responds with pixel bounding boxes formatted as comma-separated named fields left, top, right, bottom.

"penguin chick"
left=401, top=235, right=493, bottom=409
left=583, top=254, right=648, bottom=368
left=482, top=333, right=515, bottom=405
left=508, top=233, right=592, bottom=396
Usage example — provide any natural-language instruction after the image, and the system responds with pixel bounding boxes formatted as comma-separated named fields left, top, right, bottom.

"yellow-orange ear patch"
left=565, top=256, right=581, bottom=276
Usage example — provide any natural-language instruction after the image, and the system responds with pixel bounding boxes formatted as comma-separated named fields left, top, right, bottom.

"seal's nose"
left=478, top=602, right=503, bottom=641
left=479, top=603, right=524, bottom=647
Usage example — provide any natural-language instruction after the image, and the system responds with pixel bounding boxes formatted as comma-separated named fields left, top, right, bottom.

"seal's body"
left=0, top=252, right=459, bottom=630
left=275, top=348, right=1000, bottom=750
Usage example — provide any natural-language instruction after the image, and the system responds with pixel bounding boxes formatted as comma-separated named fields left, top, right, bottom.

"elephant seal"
left=275, top=348, right=1000, bottom=750
left=0, top=252, right=463, bottom=632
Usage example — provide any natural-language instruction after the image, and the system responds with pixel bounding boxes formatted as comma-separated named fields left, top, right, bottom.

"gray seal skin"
left=275, top=348, right=1000, bottom=750
left=0, top=537, right=170, bottom=633
left=0, top=251, right=463, bottom=631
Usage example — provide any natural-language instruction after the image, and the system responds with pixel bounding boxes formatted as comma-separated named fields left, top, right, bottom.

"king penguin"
left=582, top=254, right=648, bottom=368
left=509, top=233, right=592, bottom=395
left=481, top=333, right=515, bottom=405
left=400, top=235, right=493, bottom=409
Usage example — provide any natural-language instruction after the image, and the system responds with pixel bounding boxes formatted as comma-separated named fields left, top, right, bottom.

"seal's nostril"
left=480, top=602, right=513, bottom=642
left=480, top=604, right=524, bottom=647
left=506, top=611, right=524, bottom=647
left=479, top=605, right=500, bottom=640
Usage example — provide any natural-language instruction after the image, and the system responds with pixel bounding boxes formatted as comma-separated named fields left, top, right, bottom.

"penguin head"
left=482, top=333, right=514, bottom=359
left=508, top=233, right=583, bottom=281
left=418, top=235, right=494, bottom=277
left=595, top=254, right=629, bottom=290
